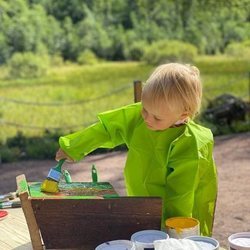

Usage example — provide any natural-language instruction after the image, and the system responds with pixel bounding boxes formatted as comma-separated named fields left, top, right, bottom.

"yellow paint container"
left=165, top=217, right=200, bottom=239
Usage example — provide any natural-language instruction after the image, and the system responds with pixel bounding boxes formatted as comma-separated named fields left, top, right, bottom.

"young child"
left=56, top=63, right=217, bottom=236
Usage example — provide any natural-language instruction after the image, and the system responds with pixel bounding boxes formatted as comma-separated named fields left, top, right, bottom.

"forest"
left=0, top=0, right=249, bottom=65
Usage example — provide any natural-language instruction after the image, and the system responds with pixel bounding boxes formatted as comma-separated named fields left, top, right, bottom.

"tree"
left=1, top=0, right=250, bottom=63
left=0, top=0, right=63, bottom=63
left=77, top=4, right=113, bottom=59
left=61, top=17, right=79, bottom=61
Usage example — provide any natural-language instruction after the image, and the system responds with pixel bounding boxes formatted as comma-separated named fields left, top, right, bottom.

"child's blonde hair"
left=142, top=63, right=202, bottom=118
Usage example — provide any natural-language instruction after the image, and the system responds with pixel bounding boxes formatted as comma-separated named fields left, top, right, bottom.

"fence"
left=0, top=73, right=249, bottom=136
left=0, top=81, right=142, bottom=132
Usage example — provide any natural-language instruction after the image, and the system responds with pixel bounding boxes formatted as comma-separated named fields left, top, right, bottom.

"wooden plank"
left=0, top=208, right=32, bottom=250
left=31, top=197, right=162, bottom=249
left=16, top=175, right=44, bottom=250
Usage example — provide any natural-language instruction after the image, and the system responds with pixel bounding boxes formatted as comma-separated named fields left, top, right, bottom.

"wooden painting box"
left=16, top=174, right=162, bottom=249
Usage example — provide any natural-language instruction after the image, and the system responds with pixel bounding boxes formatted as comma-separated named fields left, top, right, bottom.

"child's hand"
left=55, top=148, right=74, bottom=162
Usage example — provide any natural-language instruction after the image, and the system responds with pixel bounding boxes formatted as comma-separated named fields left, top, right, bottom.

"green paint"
left=18, top=179, right=29, bottom=194
left=30, top=182, right=118, bottom=199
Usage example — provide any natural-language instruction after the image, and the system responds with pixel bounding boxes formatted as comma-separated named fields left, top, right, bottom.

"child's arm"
left=58, top=103, right=141, bottom=162
left=58, top=122, right=116, bottom=161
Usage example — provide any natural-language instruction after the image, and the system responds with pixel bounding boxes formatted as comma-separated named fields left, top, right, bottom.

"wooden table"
left=0, top=208, right=33, bottom=250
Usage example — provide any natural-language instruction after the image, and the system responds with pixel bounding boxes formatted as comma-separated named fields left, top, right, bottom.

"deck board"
left=0, top=208, right=32, bottom=250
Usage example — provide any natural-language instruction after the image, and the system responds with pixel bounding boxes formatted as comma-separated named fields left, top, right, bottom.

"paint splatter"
left=29, top=182, right=118, bottom=199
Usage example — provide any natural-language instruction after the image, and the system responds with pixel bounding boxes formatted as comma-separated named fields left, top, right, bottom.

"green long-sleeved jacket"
left=59, top=103, right=218, bottom=236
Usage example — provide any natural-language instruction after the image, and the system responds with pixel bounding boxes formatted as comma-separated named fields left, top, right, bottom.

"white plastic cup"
left=186, top=235, right=220, bottom=250
left=131, top=230, right=169, bottom=250
left=228, top=232, right=250, bottom=250
left=165, top=217, right=200, bottom=239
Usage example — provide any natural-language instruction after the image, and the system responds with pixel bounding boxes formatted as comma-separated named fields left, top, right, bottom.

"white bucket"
left=228, top=232, right=250, bottom=250
left=131, top=230, right=169, bottom=250
left=165, top=217, right=200, bottom=239
left=95, top=240, right=134, bottom=250
left=186, top=236, right=220, bottom=250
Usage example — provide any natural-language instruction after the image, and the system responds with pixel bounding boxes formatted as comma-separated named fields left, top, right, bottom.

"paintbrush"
left=0, top=200, right=21, bottom=209
left=40, top=159, right=65, bottom=193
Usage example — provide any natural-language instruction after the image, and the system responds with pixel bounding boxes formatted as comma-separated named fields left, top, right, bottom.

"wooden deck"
left=0, top=208, right=33, bottom=250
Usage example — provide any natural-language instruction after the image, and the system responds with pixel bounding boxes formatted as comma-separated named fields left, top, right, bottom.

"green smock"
left=59, top=103, right=218, bottom=236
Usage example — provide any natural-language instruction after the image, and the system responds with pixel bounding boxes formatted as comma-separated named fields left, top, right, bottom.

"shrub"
left=50, top=54, right=64, bottom=67
left=0, top=145, right=20, bottom=163
left=142, top=40, right=198, bottom=65
left=199, top=94, right=249, bottom=135
left=77, top=50, right=98, bottom=65
left=0, top=130, right=61, bottom=162
left=25, top=137, right=59, bottom=160
left=8, top=52, right=49, bottom=78
left=124, top=40, right=148, bottom=61
left=224, top=40, right=250, bottom=59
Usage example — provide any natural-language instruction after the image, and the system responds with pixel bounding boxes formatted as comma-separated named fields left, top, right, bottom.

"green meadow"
left=0, top=57, right=249, bottom=143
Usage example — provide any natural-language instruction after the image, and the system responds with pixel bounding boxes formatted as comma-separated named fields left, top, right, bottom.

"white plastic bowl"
left=95, top=240, right=134, bottom=250
left=228, top=232, right=250, bottom=250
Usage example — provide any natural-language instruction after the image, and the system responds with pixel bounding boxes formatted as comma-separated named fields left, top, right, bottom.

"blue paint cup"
left=185, top=235, right=220, bottom=249
left=131, top=230, right=169, bottom=250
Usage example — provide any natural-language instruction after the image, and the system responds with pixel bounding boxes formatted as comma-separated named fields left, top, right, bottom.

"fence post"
left=248, top=71, right=250, bottom=104
left=133, top=80, right=142, bottom=103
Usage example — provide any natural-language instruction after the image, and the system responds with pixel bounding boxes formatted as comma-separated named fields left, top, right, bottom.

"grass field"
left=0, top=57, right=249, bottom=143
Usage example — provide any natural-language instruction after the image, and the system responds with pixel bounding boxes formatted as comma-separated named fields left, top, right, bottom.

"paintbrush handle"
left=63, top=170, right=72, bottom=183
left=92, top=164, right=98, bottom=183
left=55, top=159, right=66, bottom=171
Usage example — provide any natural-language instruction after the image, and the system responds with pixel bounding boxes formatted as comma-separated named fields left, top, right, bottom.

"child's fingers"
left=65, top=157, right=74, bottom=163
left=55, top=148, right=64, bottom=160
left=55, top=148, right=74, bottom=162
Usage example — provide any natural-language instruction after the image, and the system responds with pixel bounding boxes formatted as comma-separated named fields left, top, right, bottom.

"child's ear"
left=179, top=111, right=189, bottom=120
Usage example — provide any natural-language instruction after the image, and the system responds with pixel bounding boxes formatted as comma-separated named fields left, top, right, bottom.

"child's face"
left=141, top=99, right=184, bottom=131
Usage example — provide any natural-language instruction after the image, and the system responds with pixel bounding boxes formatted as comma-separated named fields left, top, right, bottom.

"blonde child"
left=56, top=63, right=217, bottom=236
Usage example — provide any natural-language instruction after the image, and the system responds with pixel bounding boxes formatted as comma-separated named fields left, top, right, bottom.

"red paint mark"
left=0, top=210, right=8, bottom=220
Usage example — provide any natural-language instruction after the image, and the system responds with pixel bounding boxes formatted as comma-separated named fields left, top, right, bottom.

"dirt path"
left=1, top=132, right=249, bottom=248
